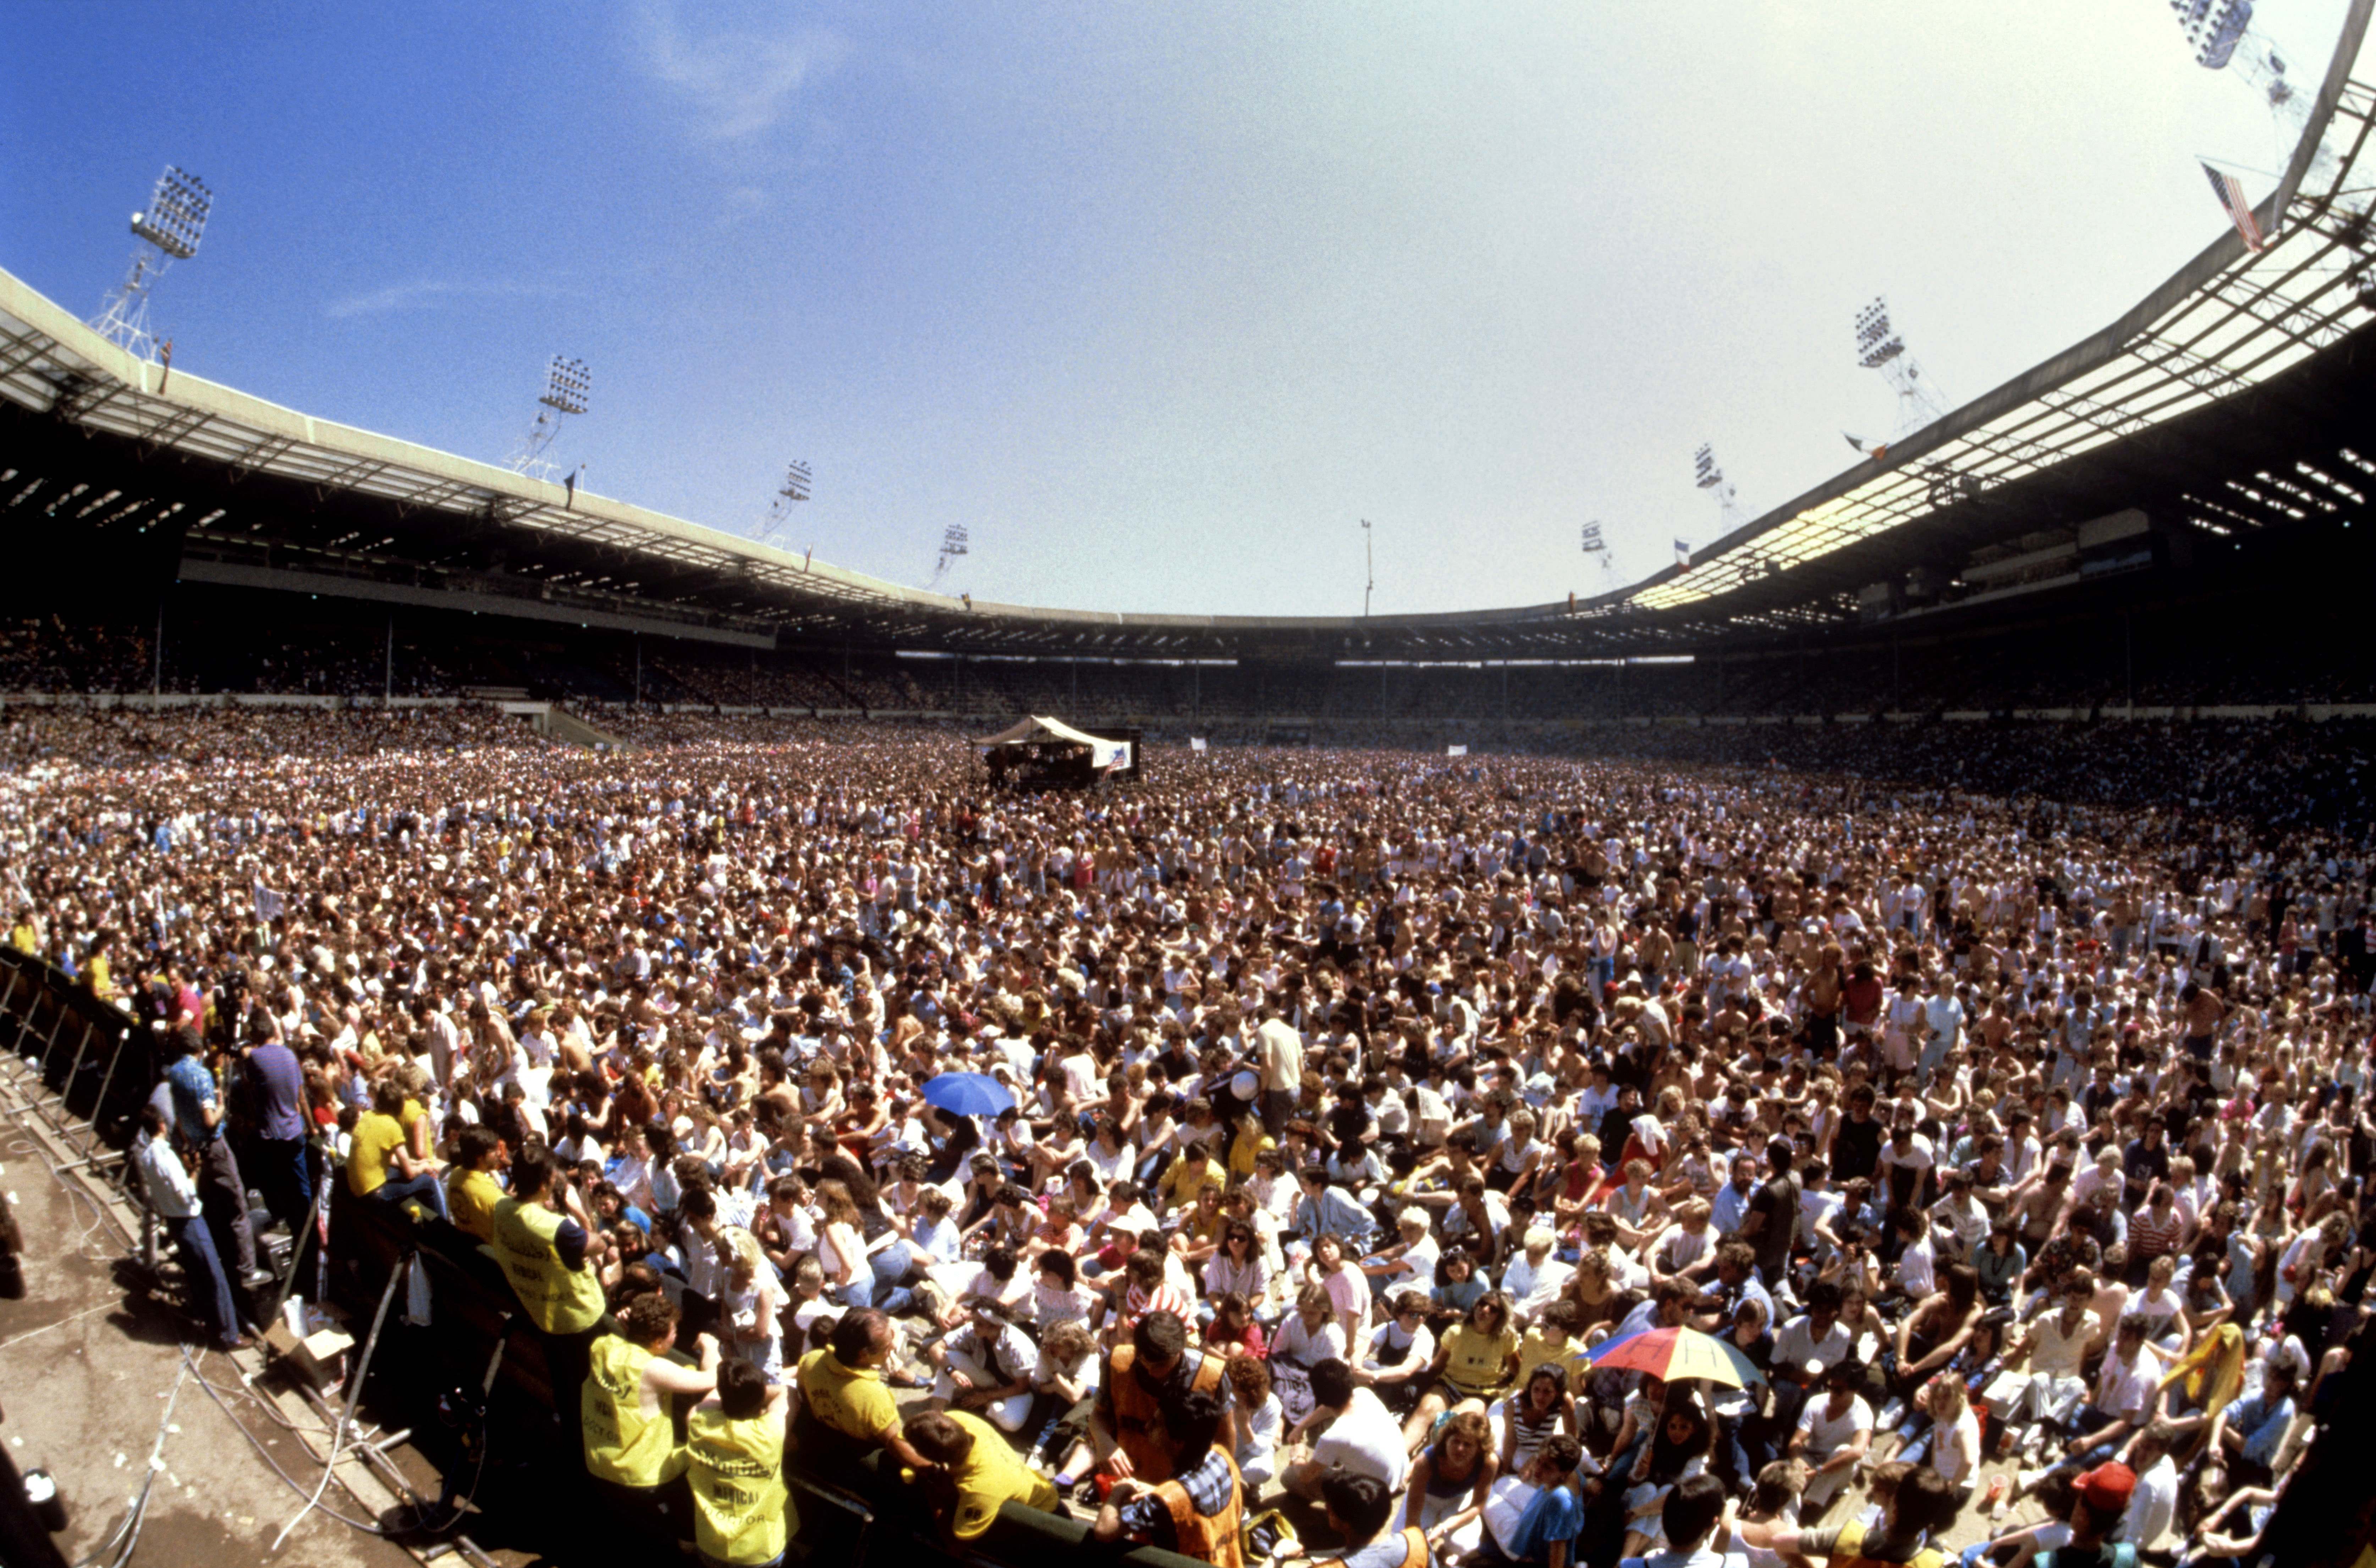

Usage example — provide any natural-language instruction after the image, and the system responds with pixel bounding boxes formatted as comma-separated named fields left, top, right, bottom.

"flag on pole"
left=1674, top=538, right=1692, bottom=568
left=2201, top=161, right=2267, bottom=252
left=563, top=466, right=578, bottom=509
left=1842, top=431, right=1887, bottom=460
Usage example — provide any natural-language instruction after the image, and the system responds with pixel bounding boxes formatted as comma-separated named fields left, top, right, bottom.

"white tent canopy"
left=974, top=714, right=1132, bottom=771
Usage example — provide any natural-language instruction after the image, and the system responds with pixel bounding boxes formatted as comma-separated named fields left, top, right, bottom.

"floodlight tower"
left=753, top=461, right=812, bottom=544
left=2171, top=0, right=2334, bottom=188
left=507, top=356, right=590, bottom=480
left=1854, top=297, right=1946, bottom=435
left=930, top=523, right=970, bottom=586
left=91, top=165, right=213, bottom=362
left=1693, top=444, right=1744, bottom=532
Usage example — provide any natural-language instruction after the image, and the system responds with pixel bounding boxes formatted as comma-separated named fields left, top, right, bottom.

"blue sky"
left=0, top=1, right=2341, bottom=616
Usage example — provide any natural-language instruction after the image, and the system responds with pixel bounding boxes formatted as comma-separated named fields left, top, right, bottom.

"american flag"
left=2202, top=161, right=2267, bottom=252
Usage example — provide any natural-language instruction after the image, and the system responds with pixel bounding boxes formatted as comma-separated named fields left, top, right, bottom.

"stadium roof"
left=1, top=0, right=2372, bottom=663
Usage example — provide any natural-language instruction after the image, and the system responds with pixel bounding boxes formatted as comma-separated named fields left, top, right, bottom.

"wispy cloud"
left=325, top=279, right=577, bottom=320
left=633, top=1, right=850, bottom=142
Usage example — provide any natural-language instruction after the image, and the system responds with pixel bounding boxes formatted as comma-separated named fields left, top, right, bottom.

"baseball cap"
left=2074, top=1462, right=2135, bottom=1513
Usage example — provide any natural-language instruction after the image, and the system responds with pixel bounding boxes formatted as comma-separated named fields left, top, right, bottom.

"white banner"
left=1446, top=744, right=1468, bottom=757
left=1189, top=737, right=1208, bottom=753
left=254, top=882, right=286, bottom=921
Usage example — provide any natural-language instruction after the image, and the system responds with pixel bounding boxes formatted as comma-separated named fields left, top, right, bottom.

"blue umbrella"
left=922, top=1071, right=1014, bottom=1118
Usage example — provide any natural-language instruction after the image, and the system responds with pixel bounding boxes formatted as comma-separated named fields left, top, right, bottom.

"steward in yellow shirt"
left=687, top=1359, right=796, bottom=1566
left=583, top=1293, right=721, bottom=1492
left=903, top=1408, right=1060, bottom=1542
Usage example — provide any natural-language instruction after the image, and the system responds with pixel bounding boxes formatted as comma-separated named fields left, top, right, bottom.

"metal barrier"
left=0, top=947, right=154, bottom=1192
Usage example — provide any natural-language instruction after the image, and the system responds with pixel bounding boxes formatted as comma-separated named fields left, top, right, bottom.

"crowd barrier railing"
left=0, top=946, right=157, bottom=1186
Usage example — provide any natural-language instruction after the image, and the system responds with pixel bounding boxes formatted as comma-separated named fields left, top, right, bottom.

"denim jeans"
left=255, top=1135, right=313, bottom=1235
left=870, top=1240, right=916, bottom=1315
left=170, top=1212, right=243, bottom=1346
left=373, top=1171, right=451, bottom=1222
left=193, top=1136, right=259, bottom=1276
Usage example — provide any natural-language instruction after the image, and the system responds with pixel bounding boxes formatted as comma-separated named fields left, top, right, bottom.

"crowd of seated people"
left=1, top=701, right=2353, bottom=1568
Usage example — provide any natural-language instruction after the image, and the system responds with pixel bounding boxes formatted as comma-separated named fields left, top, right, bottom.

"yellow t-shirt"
left=399, top=1097, right=429, bottom=1155
left=940, top=1409, right=1060, bottom=1539
left=1160, top=1152, right=1226, bottom=1210
left=794, top=1348, right=896, bottom=1445
left=1516, top=1328, right=1591, bottom=1391
left=1229, top=1125, right=1277, bottom=1180
left=1439, top=1323, right=1519, bottom=1399
left=348, top=1111, right=406, bottom=1197
left=449, top=1167, right=502, bottom=1240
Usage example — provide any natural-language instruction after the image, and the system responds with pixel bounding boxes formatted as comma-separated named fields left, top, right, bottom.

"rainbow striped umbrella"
left=1585, top=1325, right=1764, bottom=1389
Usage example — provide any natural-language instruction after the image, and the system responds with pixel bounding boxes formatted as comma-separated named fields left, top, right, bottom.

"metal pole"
left=29, top=1001, right=70, bottom=1085
left=154, top=599, right=165, bottom=695
left=5, top=971, right=45, bottom=1066
left=1363, top=519, right=1373, bottom=617
left=0, top=965, right=24, bottom=1059
left=81, top=1021, right=135, bottom=1155
left=385, top=615, right=394, bottom=703
left=52, top=1016, right=98, bottom=1112
left=634, top=635, right=642, bottom=705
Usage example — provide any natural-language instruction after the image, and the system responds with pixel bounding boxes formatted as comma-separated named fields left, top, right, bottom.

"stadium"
left=1, top=5, right=2375, bottom=1568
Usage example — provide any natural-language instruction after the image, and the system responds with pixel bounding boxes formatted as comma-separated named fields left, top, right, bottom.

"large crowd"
left=15, top=703, right=2369, bottom=1568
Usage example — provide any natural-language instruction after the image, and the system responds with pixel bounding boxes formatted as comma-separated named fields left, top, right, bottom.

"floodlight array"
left=1855, top=298, right=1906, bottom=369
left=2174, top=0, right=2256, bottom=69
left=540, top=357, right=591, bottom=416
left=130, top=166, right=212, bottom=261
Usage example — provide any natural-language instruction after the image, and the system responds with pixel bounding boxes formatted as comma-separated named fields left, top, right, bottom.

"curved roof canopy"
left=1, top=2, right=2371, bottom=662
